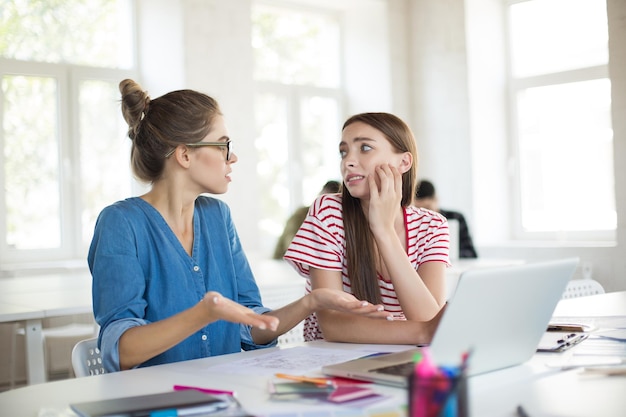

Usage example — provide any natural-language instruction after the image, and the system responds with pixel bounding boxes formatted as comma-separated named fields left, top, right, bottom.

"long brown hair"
left=119, top=79, right=222, bottom=183
left=341, top=112, right=418, bottom=304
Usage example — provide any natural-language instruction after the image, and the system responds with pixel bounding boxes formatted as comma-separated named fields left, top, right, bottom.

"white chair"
left=10, top=321, right=97, bottom=387
left=562, top=279, right=605, bottom=299
left=71, top=337, right=106, bottom=377
left=276, top=323, right=305, bottom=347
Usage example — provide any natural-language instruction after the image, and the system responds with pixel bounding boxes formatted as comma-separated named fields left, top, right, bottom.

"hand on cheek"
left=371, top=164, right=401, bottom=196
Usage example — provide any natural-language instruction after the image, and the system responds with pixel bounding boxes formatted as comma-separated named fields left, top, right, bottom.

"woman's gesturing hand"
left=308, top=288, right=393, bottom=320
left=202, top=291, right=279, bottom=330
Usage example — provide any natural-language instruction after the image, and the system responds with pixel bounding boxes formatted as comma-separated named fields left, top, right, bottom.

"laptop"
left=322, top=258, right=579, bottom=387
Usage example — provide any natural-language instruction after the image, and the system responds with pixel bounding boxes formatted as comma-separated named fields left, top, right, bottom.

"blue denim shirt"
left=88, top=196, right=275, bottom=372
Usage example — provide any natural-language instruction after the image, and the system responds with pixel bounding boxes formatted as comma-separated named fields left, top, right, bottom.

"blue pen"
left=148, top=401, right=229, bottom=417
left=150, top=410, right=177, bottom=417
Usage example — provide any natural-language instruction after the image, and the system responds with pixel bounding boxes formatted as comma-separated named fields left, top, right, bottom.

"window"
left=0, top=0, right=136, bottom=265
left=252, top=2, right=343, bottom=252
left=507, top=0, right=614, bottom=240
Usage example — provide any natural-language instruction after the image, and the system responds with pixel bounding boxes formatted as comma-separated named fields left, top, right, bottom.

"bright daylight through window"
left=0, top=0, right=135, bottom=262
left=508, top=0, right=615, bottom=239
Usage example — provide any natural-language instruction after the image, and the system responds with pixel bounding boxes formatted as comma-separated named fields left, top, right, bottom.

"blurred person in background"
left=272, top=180, right=341, bottom=260
left=415, top=179, right=478, bottom=258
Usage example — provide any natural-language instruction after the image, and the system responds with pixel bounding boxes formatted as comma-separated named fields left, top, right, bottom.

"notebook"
left=322, top=258, right=579, bottom=387
left=70, top=389, right=228, bottom=417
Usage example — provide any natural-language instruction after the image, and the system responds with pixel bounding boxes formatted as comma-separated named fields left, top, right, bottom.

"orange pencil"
left=274, top=373, right=335, bottom=386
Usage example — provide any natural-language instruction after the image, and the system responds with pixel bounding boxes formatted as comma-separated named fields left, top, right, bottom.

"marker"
left=173, top=384, right=235, bottom=396
left=274, top=373, right=335, bottom=386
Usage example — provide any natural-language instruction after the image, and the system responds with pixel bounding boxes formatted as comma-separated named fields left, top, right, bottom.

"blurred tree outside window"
left=0, top=0, right=136, bottom=264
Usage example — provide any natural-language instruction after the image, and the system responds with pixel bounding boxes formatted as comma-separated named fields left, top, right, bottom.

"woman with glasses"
left=284, top=112, right=449, bottom=345
left=88, top=79, right=389, bottom=372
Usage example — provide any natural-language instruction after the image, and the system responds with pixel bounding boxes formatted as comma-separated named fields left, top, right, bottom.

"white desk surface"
left=0, top=302, right=44, bottom=323
left=0, top=289, right=92, bottom=316
left=445, top=258, right=525, bottom=299
left=0, top=272, right=93, bottom=317
left=1, top=292, right=625, bottom=417
left=447, top=258, right=526, bottom=273
left=0, top=272, right=91, bottom=293
left=553, top=290, right=626, bottom=317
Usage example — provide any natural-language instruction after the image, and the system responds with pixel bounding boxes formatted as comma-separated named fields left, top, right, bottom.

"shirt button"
left=193, top=265, right=200, bottom=272
left=201, top=335, right=207, bottom=341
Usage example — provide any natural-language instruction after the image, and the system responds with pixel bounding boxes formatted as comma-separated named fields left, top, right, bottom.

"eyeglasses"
left=165, top=140, right=233, bottom=160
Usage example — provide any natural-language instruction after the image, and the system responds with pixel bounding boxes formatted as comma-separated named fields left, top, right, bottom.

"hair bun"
left=119, top=79, right=150, bottom=140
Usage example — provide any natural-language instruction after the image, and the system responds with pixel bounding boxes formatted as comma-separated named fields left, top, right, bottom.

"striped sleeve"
left=406, top=206, right=451, bottom=266
left=284, top=194, right=345, bottom=278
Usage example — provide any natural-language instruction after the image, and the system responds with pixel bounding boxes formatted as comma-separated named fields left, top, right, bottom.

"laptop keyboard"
left=371, top=361, right=415, bottom=377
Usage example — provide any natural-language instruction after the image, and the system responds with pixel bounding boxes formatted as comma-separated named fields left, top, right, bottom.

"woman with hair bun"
left=88, top=80, right=389, bottom=372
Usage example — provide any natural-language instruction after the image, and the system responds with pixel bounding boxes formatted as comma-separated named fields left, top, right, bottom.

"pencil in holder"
left=408, top=364, right=468, bottom=417
left=408, top=347, right=470, bottom=417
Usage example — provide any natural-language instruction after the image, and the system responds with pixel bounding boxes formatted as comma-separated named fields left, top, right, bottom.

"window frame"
left=254, top=80, right=344, bottom=210
left=0, top=61, right=137, bottom=267
left=505, top=0, right=614, bottom=242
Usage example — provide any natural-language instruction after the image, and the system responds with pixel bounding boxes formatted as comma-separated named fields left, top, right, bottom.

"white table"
left=553, top=290, right=626, bottom=317
left=0, top=272, right=94, bottom=385
left=1, top=292, right=624, bottom=417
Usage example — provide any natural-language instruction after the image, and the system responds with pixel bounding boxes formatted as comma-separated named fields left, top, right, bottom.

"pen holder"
left=408, top=369, right=468, bottom=417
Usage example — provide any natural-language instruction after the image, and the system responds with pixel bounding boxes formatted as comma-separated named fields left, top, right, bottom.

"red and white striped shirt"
left=284, top=193, right=450, bottom=341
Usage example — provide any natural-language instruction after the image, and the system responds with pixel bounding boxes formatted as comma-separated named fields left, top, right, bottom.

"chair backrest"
left=71, top=337, right=106, bottom=377
left=562, top=279, right=605, bottom=299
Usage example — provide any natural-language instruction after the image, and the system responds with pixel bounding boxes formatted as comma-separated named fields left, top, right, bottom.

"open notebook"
left=322, top=258, right=579, bottom=387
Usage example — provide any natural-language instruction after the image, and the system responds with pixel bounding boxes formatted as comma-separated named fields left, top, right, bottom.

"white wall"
left=136, top=0, right=185, bottom=95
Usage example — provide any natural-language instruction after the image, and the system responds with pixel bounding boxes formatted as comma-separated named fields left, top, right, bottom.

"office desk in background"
left=0, top=272, right=94, bottom=386
left=553, top=290, right=626, bottom=317
left=445, top=258, right=525, bottom=298
left=1, top=291, right=624, bottom=417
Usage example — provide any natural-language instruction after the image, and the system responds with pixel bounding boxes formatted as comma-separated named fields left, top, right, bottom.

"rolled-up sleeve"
left=100, top=318, right=147, bottom=372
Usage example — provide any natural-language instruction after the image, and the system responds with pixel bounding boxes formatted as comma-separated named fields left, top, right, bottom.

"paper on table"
left=572, top=337, right=626, bottom=357
left=592, top=329, right=626, bottom=342
left=205, top=346, right=396, bottom=375
left=551, top=316, right=626, bottom=330
left=582, top=365, right=626, bottom=376
left=544, top=356, right=624, bottom=370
